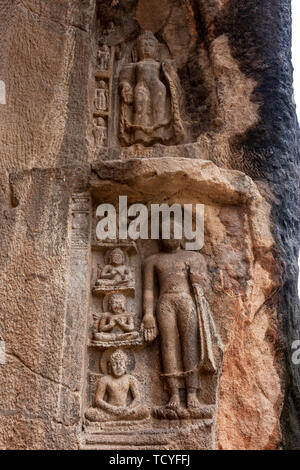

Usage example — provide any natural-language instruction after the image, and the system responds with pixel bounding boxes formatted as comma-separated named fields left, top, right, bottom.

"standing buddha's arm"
left=142, top=258, right=157, bottom=342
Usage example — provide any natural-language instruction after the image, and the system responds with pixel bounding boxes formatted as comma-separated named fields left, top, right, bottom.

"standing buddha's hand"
left=141, top=314, right=157, bottom=342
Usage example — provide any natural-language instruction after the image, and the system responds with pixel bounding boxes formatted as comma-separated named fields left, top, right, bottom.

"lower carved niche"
left=79, top=159, right=280, bottom=450
left=85, top=349, right=149, bottom=423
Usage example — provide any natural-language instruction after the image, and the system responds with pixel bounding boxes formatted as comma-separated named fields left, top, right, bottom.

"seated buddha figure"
left=85, top=349, right=149, bottom=422
left=93, top=293, right=139, bottom=343
left=95, top=248, right=134, bottom=291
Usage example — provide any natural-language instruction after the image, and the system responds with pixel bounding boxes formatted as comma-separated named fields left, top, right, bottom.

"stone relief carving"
left=87, top=237, right=221, bottom=425
left=77, top=1, right=283, bottom=450
left=95, top=80, right=108, bottom=112
left=119, top=31, right=187, bottom=146
left=142, top=238, right=221, bottom=418
left=93, top=117, right=107, bottom=148
left=93, top=247, right=135, bottom=295
left=80, top=168, right=280, bottom=449
left=93, top=0, right=240, bottom=159
left=84, top=2, right=229, bottom=443
left=101, top=21, right=116, bottom=41
left=92, top=293, right=140, bottom=345
left=71, top=193, right=90, bottom=249
left=85, top=349, right=149, bottom=422
left=92, top=38, right=114, bottom=151
left=97, top=45, right=110, bottom=71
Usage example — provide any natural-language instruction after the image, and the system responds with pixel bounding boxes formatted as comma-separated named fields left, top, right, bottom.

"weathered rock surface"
left=0, top=0, right=299, bottom=450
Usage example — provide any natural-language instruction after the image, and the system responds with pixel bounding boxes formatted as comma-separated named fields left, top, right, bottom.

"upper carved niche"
left=119, top=31, right=187, bottom=147
left=93, top=0, right=262, bottom=170
left=92, top=292, right=140, bottom=346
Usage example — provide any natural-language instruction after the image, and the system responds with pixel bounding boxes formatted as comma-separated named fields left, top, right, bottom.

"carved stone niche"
left=95, top=0, right=194, bottom=151
left=85, top=348, right=150, bottom=427
left=89, top=242, right=143, bottom=350
left=92, top=245, right=135, bottom=296
left=118, top=30, right=187, bottom=147
left=94, top=0, right=259, bottom=166
left=80, top=158, right=281, bottom=450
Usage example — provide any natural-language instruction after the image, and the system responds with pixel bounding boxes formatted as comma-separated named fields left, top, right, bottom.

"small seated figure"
left=93, top=293, right=139, bottom=343
left=95, top=248, right=134, bottom=290
left=119, top=30, right=186, bottom=146
left=85, top=349, right=149, bottom=422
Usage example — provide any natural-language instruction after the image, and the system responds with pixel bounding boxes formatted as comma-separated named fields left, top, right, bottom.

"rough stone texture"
left=0, top=0, right=299, bottom=450
left=215, top=0, right=300, bottom=449
left=0, top=168, right=89, bottom=449
left=0, top=0, right=93, bottom=170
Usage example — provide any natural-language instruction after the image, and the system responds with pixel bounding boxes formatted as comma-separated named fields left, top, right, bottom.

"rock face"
left=0, top=0, right=299, bottom=450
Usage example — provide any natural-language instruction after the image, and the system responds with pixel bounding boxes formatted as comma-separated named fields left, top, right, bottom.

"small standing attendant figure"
left=95, top=80, right=108, bottom=111
left=98, top=45, right=110, bottom=70
left=93, top=117, right=107, bottom=148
